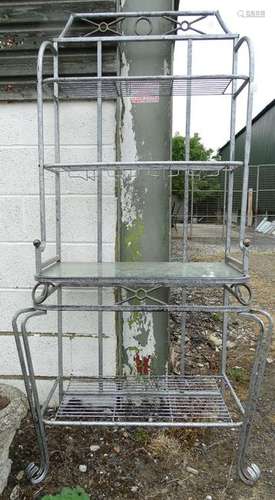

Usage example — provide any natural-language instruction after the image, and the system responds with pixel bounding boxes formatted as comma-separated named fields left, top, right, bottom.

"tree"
left=172, top=132, right=213, bottom=163
left=172, top=132, right=220, bottom=201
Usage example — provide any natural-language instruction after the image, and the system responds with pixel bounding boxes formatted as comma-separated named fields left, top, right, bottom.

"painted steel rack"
left=12, top=10, right=273, bottom=488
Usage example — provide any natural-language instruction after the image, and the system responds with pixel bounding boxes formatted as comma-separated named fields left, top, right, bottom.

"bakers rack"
left=12, top=10, right=273, bottom=486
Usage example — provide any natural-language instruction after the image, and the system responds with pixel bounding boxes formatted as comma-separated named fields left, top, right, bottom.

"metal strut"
left=237, top=310, right=273, bottom=485
left=12, top=308, right=49, bottom=484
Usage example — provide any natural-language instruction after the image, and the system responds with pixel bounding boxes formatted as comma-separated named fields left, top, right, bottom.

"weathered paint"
left=122, top=310, right=156, bottom=375
left=118, top=0, right=174, bottom=375
left=0, top=1, right=117, bottom=100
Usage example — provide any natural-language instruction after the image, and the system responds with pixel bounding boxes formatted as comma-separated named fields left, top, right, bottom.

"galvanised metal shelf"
left=35, top=261, right=248, bottom=287
left=42, top=375, right=243, bottom=428
left=44, top=160, right=243, bottom=174
left=43, top=74, right=249, bottom=98
left=12, top=9, right=274, bottom=489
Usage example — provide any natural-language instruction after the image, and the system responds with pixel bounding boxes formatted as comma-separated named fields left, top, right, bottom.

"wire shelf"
left=44, top=160, right=243, bottom=174
left=43, top=375, right=243, bottom=428
left=43, top=75, right=249, bottom=98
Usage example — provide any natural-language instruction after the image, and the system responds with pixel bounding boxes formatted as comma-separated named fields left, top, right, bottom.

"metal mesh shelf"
left=43, top=376, right=243, bottom=428
left=43, top=75, right=248, bottom=98
left=44, top=160, right=242, bottom=173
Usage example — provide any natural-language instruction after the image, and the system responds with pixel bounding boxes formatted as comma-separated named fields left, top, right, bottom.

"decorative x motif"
left=80, top=16, right=125, bottom=37
left=118, top=285, right=166, bottom=305
left=163, top=14, right=209, bottom=35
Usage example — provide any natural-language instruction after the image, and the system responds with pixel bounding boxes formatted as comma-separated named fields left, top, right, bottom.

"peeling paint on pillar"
left=118, top=0, right=174, bottom=375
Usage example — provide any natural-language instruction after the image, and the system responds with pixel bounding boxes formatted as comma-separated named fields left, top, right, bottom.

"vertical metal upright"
left=97, top=40, right=104, bottom=379
left=222, top=38, right=238, bottom=378
left=180, top=38, right=192, bottom=374
left=53, top=41, right=63, bottom=402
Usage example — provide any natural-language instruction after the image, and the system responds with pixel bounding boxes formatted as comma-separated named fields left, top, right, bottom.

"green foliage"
left=211, top=312, right=222, bottom=323
left=42, top=487, right=89, bottom=500
left=133, top=428, right=150, bottom=444
left=228, top=367, right=247, bottom=384
left=172, top=132, right=220, bottom=201
left=172, top=132, right=213, bottom=162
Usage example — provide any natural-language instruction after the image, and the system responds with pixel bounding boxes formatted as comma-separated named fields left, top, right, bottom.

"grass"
left=149, top=431, right=183, bottom=465
left=42, top=487, right=89, bottom=500
left=228, top=366, right=248, bottom=384
left=211, top=312, right=222, bottom=322
left=133, top=428, right=150, bottom=445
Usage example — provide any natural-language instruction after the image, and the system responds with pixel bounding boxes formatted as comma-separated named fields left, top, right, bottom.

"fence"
left=172, top=164, right=275, bottom=235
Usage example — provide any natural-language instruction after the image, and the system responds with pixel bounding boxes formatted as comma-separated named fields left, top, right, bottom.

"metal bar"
left=35, top=276, right=249, bottom=287
left=57, top=286, right=63, bottom=402
left=37, top=42, right=56, bottom=252
left=234, top=79, right=249, bottom=98
left=236, top=38, right=254, bottom=249
left=44, top=74, right=249, bottom=83
left=238, top=310, right=273, bottom=484
left=59, top=13, right=74, bottom=38
left=221, top=287, right=229, bottom=376
left=215, top=10, right=231, bottom=33
left=223, top=374, right=245, bottom=414
left=56, top=35, right=239, bottom=44
left=255, top=165, right=260, bottom=227
left=183, top=39, right=192, bottom=262
left=35, top=304, right=249, bottom=313
left=41, top=378, right=59, bottom=417
left=43, top=419, right=242, bottom=428
left=12, top=307, right=48, bottom=479
left=40, top=256, right=59, bottom=270
left=222, top=168, right=227, bottom=240
left=180, top=39, right=192, bottom=375
left=44, top=160, right=243, bottom=172
left=13, top=308, right=49, bottom=484
left=225, top=255, right=243, bottom=270
left=190, top=171, right=195, bottom=237
left=97, top=40, right=103, bottom=380
left=53, top=41, right=61, bottom=262
left=61, top=389, right=220, bottom=397
left=225, top=39, right=238, bottom=255
left=67, top=10, right=227, bottom=18
left=21, top=311, right=49, bottom=483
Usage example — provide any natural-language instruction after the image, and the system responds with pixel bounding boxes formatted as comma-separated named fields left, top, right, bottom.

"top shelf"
left=57, top=10, right=238, bottom=42
left=43, top=75, right=249, bottom=98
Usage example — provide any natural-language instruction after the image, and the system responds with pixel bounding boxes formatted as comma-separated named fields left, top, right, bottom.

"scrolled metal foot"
left=237, top=310, right=273, bottom=486
left=12, top=307, right=49, bottom=484
left=26, top=461, right=49, bottom=485
left=238, top=463, right=261, bottom=485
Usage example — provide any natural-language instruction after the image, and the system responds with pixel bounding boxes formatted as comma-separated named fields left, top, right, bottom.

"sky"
left=173, top=0, right=275, bottom=152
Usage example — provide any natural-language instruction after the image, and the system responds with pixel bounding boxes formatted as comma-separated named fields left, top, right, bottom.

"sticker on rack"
left=131, top=81, right=160, bottom=104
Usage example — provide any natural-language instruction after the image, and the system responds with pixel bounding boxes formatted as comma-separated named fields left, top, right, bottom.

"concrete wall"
left=0, top=100, right=117, bottom=395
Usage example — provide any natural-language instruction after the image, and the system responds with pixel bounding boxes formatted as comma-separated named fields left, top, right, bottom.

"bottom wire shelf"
left=42, top=375, right=244, bottom=428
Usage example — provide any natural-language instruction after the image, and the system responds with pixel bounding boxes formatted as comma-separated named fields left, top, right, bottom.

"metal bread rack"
left=12, top=10, right=273, bottom=486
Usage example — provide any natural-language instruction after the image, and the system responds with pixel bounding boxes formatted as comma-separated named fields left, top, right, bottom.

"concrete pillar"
left=118, top=0, right=175, bottom=375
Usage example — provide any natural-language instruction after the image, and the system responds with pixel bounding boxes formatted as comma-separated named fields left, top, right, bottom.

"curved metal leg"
left=237, top=309, right=273, bottom=485
left=12, top=307, right=49, bottom=484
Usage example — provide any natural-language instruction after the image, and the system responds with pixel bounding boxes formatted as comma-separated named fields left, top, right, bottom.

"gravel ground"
left=4, top=240, right=275, bottom=500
